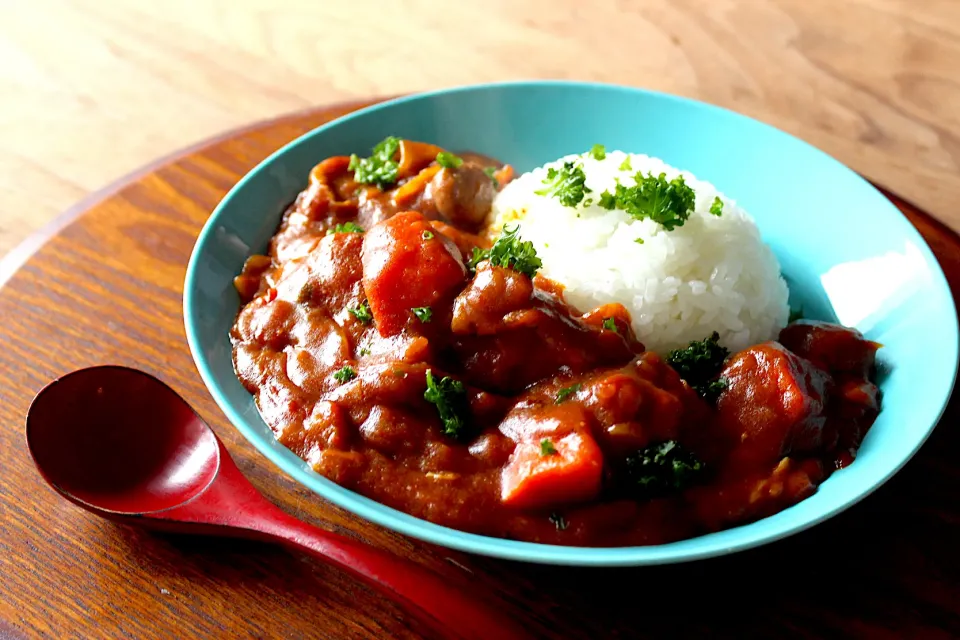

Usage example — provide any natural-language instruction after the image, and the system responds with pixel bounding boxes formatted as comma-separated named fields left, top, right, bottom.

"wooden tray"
left=1, top=101, right=957, bottom=640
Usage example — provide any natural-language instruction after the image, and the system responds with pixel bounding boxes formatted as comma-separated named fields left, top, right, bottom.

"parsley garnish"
left=548, top=512, right=569, bottom=531
left=634, top=237, right=645, bottom=245
left=483, top=166, right=499, bottom=188
left=699, top=377, right=729, bottom=403
left=422, top=230, right=434, bottom=240
left=424, top=370, right=469, bottom=439
left=535, top=161, right=591, bottom=208
left=326, top=222, right=364, bottom=235
left=540, top=439, right=557, bottom=456
left=618, top=156, right=632, bottom=171
left=555, top=383, right=581, bottom=404
left=602, top=317, right=619, bottom=333
left=348, top=301, right=373, bottom=324
left=624, top=440, right=705, bottom=498
left=412, top=306, right=432, bottom=322
left=589, top=144, right=606, bottom=160
left=358, top=347, right=371, bottom=356
left=599, top=172, right=696, bottom=231
left=468, top=225, right=542, bottom=278
left=666, top=332, right=730, bottom=402
left=333, top=366, right=357, bottom=383
left=598, top=190, right=617, bottom=210
left=710, top=196, right=724, bottom=216
left=436, top=151, right=463, bottom=169
left=466, top=247, right=487, bottom=273
left=348, top=136, right=401, bottom=189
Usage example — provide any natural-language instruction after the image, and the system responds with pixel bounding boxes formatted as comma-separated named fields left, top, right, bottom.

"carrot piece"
left=493, top=164, right=515, bottom=188
left=393, top=165, right=441, bottom=207
left=361, top=211, right=467, bottom=336
left=397, top=140, right=444, bottom=179
left=309, top=156, right=352, bottom=187
left=500, top=430, right=604, bottom=509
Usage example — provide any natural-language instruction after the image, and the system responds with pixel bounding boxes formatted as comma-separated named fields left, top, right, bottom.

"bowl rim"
left=184, top=79, right=959, bottom=566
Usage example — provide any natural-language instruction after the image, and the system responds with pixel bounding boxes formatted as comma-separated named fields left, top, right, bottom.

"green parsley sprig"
left=424, top=370, right=469, bottom=439
left=349, top=136, right=401, bottom=189
left=666, top=332, right=730, bottom=402
left=468, top=225, right=542, bottom=278
left=535, top=161, right=591, bottom=208
left=436, top=151, right=463, bottom=169
left=624, top=440, right=705, bottom=498
left=326, top=222, right=364, bottom=235
left=348, top=301, right=373, bottom=324
left=599, top=172, right=697, bottom=231
left=333, top=366, right=357, bottom=383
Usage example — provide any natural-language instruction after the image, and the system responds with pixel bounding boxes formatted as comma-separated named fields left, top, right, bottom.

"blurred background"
left=2, top=0, right=959, bottom=256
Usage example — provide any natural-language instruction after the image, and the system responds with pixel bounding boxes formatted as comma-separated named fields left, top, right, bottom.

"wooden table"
left=3, top=2, right=960, bottom=638
left=3, top=0, right=960, bottom=260
left=1, top=99, right=958, bottom=639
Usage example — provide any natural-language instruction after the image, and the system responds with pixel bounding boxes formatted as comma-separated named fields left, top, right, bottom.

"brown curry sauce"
left=230, top=140, right=881, bottom=547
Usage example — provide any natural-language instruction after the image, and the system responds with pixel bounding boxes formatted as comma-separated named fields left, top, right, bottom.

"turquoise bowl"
left=184, top=81, right=958, bottom=566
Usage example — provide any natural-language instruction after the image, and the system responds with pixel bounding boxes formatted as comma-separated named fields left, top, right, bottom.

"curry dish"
left=231, top=139, right=881, bottom=546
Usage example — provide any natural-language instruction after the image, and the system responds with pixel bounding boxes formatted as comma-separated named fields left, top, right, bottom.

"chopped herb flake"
left=412, top=306, right=432, bottom=323
left=348, top=136, right=401, bottom=189
left=483, top=166, right=499, bottom=188
left=602, top=317, right=619, bottom=333
left=624, top=440, right=705, bottom=498
left=358, top=347, right=371, bottom=356
left=348, top=301, right=373, bottom=324
left=540, top=439, right=557, bottom=456
left=634, top=237, right=645, bottom=245
left=424, top=370, right=469, bottom=439
left=710, top=196, right=724, bottom=216
left=555, top=383, right=582, bottom=404
left=422, top=230, right=434, bottom=240
left=666, top=332, right=730, bottom=403
left=598, top=190, right=617, bottom=210
left=468, top=225, right=542, bottom=278
left=333, top=366, right=356, bottom=383
left=619, top=156, right=633, bottom=171
left=436, top=151, right=463, bottom=169
left=589, top=144, right=606, bottom=160
left=535, top=161, right=591, bottom=208
left=326, top=222, right=364, bottom=235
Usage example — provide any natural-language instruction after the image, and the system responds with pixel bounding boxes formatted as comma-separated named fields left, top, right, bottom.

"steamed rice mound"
left=490, top=150, right=789, bottom=354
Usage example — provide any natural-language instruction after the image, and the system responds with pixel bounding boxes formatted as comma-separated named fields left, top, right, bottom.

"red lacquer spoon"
left=25, top=365, right=528, bottom=640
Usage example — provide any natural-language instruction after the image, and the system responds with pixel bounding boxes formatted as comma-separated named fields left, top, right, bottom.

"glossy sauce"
left=231, top=141, right=881, bottom=546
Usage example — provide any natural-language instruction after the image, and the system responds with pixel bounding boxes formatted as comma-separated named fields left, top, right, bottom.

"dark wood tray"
left=1, top=101, right=957, bottom=640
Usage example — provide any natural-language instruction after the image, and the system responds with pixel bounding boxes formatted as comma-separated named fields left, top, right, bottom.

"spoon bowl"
left=26, top=365, right=527, bottom=640
left=27, top=366, right=219, bottom=514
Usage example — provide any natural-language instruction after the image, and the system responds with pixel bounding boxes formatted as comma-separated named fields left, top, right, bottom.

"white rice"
left=490, top=150, right=789, bottom=354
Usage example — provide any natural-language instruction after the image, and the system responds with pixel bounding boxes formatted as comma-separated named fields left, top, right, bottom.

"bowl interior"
left=184, top=81, right=958, bottom=566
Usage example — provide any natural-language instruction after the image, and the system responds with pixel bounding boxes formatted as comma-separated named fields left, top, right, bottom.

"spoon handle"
left=255, top=510, right=529, bottom=640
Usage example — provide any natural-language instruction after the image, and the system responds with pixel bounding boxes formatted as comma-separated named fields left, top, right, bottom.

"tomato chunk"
left=500, top=430, right=604, bottom=510
left=361, top=211, right=467, bottom=336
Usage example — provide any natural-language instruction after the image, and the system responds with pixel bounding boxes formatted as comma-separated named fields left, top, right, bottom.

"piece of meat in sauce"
left=780, top=320, right=881, bottom=466
left=716, top=342, right=833, bottom=469
left=448, top=262, right=635, bottom=393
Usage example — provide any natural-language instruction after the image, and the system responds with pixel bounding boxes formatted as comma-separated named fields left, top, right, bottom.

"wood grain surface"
left=0, top=101, right=958, bottom=640
left=3, top=0, right=960, bottom=260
